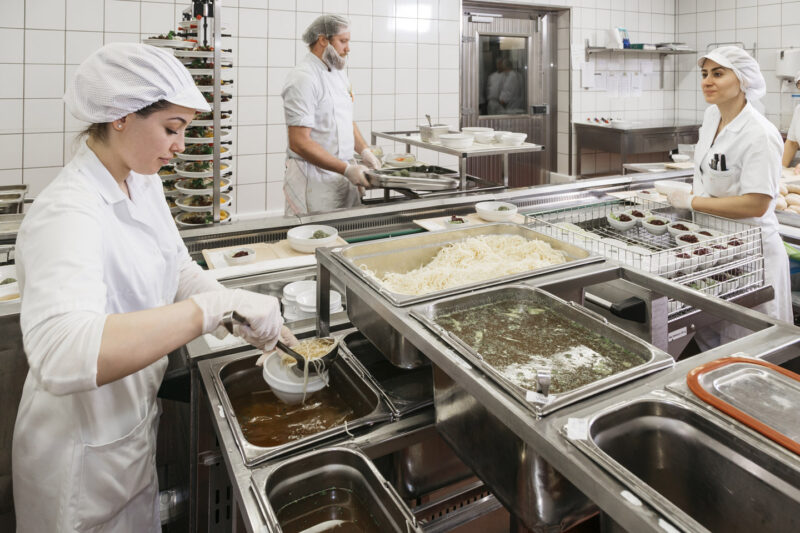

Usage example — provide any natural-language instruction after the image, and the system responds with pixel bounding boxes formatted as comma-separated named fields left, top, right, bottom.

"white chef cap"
left=301, top=14, right=350, bottom=46
left=64, top=42, right=211, bottom=124
left=697, top=46, right=766, bottom=102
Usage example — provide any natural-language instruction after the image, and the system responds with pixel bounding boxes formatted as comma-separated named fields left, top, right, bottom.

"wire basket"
left=527, top=198, right=765, bottom=320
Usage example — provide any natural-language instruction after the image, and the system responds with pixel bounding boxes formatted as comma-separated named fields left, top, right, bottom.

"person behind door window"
left=666, top=46, right=791, bottom=349
left=498, top=58, right=525, bottom=114
left=782, top=71, right=800, bottom=172
left=11, top=43, right=293, bottom=532
left=282, top=15, right=379, bottom=215
left=486, top=57, right=508, bottom=115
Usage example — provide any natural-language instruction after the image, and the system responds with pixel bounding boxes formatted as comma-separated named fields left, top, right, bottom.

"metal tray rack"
left=526, top=198, right=765, bottom=320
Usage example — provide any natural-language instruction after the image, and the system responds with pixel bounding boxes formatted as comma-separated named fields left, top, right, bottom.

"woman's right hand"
left=191, top=289, right=282, bottom=349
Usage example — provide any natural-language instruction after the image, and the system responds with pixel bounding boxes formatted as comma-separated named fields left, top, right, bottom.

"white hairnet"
left=698, top=46, right=766, bottom=103
left=64, top=42, right=210, bottom=124
left=302, top=14, right=350, bottom=46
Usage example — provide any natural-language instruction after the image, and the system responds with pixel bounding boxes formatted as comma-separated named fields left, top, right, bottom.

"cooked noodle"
left=279, top=338, right=334, bottom=403
left=360, top=235, right=567, bottom=295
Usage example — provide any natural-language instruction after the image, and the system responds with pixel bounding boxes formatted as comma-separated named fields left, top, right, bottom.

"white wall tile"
left=0, top=0, right=25, bottom=29
left=354, top=93, right=371, bottom=120
left=238, top=67, right=269, bottom=96
left=297, top=0, right=323, bottom=12
left=266, top=180, right=283, bottom=212
left=267, top=124, right=288, bottom=153
left=438, top=0, right=459, bottom=20
left=348, top=68, right=371, bottom=95
left=23, top=99, right=64, bottom=133
left=65, top=31, right=103, bottom=65
left=105, top=0, right=140, bottom=34
left=140, top=2, right=175, bottom=35
left=0, top=100, right=23, bottom=135
left=439, top=44, right=458, bottom=69
left=23, top=166, right=61, bottom=196
left=267, top=95, right=285, bottom=124
left=26, top=0, right=66, bottom=30
left=373, top=42, right=394, bottom=67
left=372, top=17, right=395, bottom=43
left=239, top=38, right=268, bottom=66
left=349, top=0, right=372, bottom=15
left=395, top=68, right=417, bottom=93
left=396, top=43, right=417, bottom=68
left=267, top=153, right=286, bottom=182
left=372, top=94, right=394, bottom=119
left=24, top=30, right=65, bottom=64
left=269, top=10, right=296, bottom=39
left=236, top=181, right=267, bottom=212
left=0, top=65, right=23, bottom=100
left=267, top=67, right=292, bottom=95
left=0, top=135, right=23, bottom=169
left=23, top=133, right=63, bottom=168
left=66, top=0, right=103, bottom=31
left=418, top=43, right=438, bottom=69
left=0, top=29, right=25, bottom=63
left=25, top=65, right=65, bottom=98
left=350, top=14, right=372, bottom=41
left=348, top=41, right=372, bottom=67
left=237, top=96, right=268, bottom=125
left=239, top=8, right=270, bottom=38
left=268, top=39, right=296, bottom=67
left=236, top=154, right=267, bottom=185
left=395, top=18, right=417, bottom=43
left=0, top=169, right=23, bottom=187
left=372, top=69, right=395, bottom=94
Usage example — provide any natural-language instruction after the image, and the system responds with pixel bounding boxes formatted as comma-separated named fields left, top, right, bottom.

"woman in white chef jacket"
left=282, top=15, right=380, bottom=215
left=12, top=43, right=289, bottom=532
left=668, top=46, right=792, bottom=348
left=782, top=72, right=800, bottom=171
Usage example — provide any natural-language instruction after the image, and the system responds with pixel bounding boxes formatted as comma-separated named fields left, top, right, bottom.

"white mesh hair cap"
left=301, top=14, right=350, bottom=45
left=64, top=42, right=211, bottom=123
left=698, top=46, right=766, bottom=102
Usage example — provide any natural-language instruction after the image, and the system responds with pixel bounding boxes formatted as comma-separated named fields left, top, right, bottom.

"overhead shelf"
left=583, top=39, right=696, bottom=89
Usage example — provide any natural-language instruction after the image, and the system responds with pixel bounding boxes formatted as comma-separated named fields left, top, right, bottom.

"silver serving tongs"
left=536, top=368, right=551, bottom=397
left=222, top=311, right=338, bottom=376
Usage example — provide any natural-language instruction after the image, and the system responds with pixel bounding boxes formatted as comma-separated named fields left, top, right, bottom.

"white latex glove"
left=255, top=326, right=300, bottom=366
left=360, top=148, right=381, bottom=169
left=343, top=163, right=370, bottom=187
left=191, top=289, right=282, bottom=350
left=667, top=190, right=695, bottom=210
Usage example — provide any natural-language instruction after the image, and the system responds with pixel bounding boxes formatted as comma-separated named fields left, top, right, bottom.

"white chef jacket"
left=786, top=104, right=800, bottom=144
left=692, top=102, right=792, bottom=346
left=281, top=52, right=360, bottom=215
left=12, top=140, right=205, bottom=532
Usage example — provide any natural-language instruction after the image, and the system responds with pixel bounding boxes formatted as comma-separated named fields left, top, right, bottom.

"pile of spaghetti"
left=361, top=235, right=567, bottom=295
left=279, top=337, right=336, bottom=366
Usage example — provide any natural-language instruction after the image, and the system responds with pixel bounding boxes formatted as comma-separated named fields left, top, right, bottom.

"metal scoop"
left=425, top=114, right=432, bottom=127
left=222, top=311, right=338, bottom=375
left=536, top=368, right=551, bottom=397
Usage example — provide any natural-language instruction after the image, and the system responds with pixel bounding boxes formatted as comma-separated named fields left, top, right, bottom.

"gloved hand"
left=255, top=326, right=300, bottom=366
left=191, top=289, right=283, bottom=350
left=667, top=190, right=695, bottom=210
left=343, top=163, right=370, bottom=187
left=360, top=148, right=381, bottom=169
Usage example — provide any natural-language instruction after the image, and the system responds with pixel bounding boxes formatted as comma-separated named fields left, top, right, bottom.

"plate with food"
left=383, top=153, right=417, bottom=168
left=0, top=265, right=20, bottom=303
left=175, top=177, right=231, bottom=195
left=174, top=46, right=233, bottom=60
left=158, top=165, right=177, bottom=178
left=162, top=179, right=178, bottom=194
left=175, top=210, right=231, bottom=227
left=187, top=67, right=234, bottom=77
left=176, top=144, right=230, bottom=161
left=190, top=113, right=232, bottom=127
left=201, top=92, right=233, bottom=104
left=143, top=32, right=194, bottom=48
left=176, top=193, right=231, bottom=212
left=184, top=127, right=230, bottom=144
left=175, top=160, right=233, bottom=178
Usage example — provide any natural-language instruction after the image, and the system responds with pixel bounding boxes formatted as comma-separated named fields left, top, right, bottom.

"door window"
left=478, top=35, right=528, bottom=116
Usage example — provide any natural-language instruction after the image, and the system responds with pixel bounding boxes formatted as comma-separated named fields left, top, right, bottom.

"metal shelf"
left=583, top=39, right=696, bottom=89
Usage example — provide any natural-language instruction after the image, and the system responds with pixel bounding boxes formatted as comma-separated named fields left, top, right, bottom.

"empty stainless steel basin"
left=571, top=397, right=800, bottom=532
left=250, top=447, right=421, bottom=532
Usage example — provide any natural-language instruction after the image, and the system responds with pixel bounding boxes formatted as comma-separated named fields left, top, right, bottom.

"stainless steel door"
left=461, top=4, right=559, bottom=187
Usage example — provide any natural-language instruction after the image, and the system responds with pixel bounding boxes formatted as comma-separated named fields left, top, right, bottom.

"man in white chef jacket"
left=282, top=15, right=380, bottom=215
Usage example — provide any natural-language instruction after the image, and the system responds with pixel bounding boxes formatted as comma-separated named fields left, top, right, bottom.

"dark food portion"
left=728, top=239, right=743, bottom=247
left=181, top=178, right=212, bottom=190
left=617, top=214, right=632, bottom=222
left=671, top=223, right=690, bottom=231
left=0, top=278, right=15, bottom=285
left=698, top=230, right=713, bottom=236
left=181, top=213, right=214, bottom=225
left=678, top=234, right=699, bottom=244
left=647, top=219, right=666, bottom=226
left=276, top=488, right=381, bottom=533
left=435, top=299, right=644, bottom=394
left=311, top=230, right=330, bottom=239
left=498, top=205, right=512, bottom=211
left=630, top=210, right=645, bottom=218
left=185, top=195, right=213, bottom=207
left=693, top=247, right=711, bottom=256
left=232, top=250, right=250, bottom=258
left=182, top=161, right=211, bottom=173
left=675, top=252, right=691, bottom=259
left=449, top=215, right=465, bottom=224
left=149, top=30, right=177, bottom=40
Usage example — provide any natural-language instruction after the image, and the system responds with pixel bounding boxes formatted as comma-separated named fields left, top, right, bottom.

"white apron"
left=13, top=141, right=180, bottom=532
left=691, top=103, right=792, bottom=349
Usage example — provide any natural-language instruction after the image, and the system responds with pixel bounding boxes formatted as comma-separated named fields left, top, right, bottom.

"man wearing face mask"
left=282, top=15, right=379, bottom=215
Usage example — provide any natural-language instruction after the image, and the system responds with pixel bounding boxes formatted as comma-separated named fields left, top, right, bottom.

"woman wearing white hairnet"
left=12, top=43, right=290, bottom=532
left=782, top=71, right=800, bottom=171
left=282, top=14, right=378, bottom=215
left=668, top=46, right=792, bottom=349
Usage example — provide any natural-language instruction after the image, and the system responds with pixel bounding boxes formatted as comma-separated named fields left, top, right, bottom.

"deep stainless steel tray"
left=250, top=446, right=422, bottom=532
left=332, top=222, right=600, bottom=306
left=366, top=169, right=459, bottom=191
left=209, top=349, right=392, bottom=467
left=411, top=285, right=674, bottom=416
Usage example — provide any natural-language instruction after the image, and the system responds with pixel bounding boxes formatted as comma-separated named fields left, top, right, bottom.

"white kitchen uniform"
left=787, top=104, right=800, bottom=146
left=692, top=102, right=792, bottom=347
left=12, top=140, right=196, bottom=532
left=282, top=52, right=360, bottom=215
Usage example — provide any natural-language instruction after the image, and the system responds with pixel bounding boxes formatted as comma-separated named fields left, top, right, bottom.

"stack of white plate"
left=281, top=281, right=343, bottom=321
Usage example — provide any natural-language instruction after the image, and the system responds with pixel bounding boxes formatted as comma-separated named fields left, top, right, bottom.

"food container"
left=286, top=224, right=338, bottom=253
left=475, top=201, right=517, bottom=222
left=261, top=351, right=327, bottom=404
left=365, top=170, right=459, bottom=191
left=0, top=185, right=26, bottom=215
left=675, top=231, right=704, bottom=247
left=654, top=179, right=692, bottom=196
left=176, top=193, right=231, bottom=212
left=622, top=208, right=652, bottom=225
left=667, top=220, right=699, bottom=238
left=671, top=153, right=691, bottom=162
left=492, top=130, right=511, bottom=141
left=224, top=247, right=256, bottom=265
left=419, top=124, right=450, bottom=143
left=439, top=133, right=473, bottom=149
left=473, top=131, right=495, bottom=144
left=175, top=210, right=230, bottom=227
left=295, top=289, right=342, bottom=314
left=642, top=215, right=670, bottom=235
left=209, top=350, right=391, bottom=466
left=498, top=132, right=527, bottom=146
left=606, top=211, right=636, bottom=231
left=460, top=126, right=494, bottom=137
left=384, top=153, right=416, bottom=168
left=251, top=447, right=421, bottom=533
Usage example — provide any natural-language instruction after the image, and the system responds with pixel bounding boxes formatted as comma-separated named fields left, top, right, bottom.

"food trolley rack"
left=370, top=130, right=545, bottom=190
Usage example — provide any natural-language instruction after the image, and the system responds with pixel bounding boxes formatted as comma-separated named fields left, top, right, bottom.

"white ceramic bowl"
left=691, top=245, right=717, bottom=268
left=283, top=280, right=317, bottom=303
left=671, top=153, right=691, bottom=163
left=642, top=215, right=670, bottom=236
left=623, top=208, right=652, bottom=225
left=295, top=289, right=342, bottom=314
left=654, top=180, right=692, bottom=196
left=287, top=225, right=338, bottom=253
left=674, top=232, right=705, bottom=248
left=695, top=228, right=724, bottom=240
left=498, top=132, right=527, bottom=146
left=707, top=241, right=732, bottom=265
left=384, top=153, right=417, bottom=167
left=439, top=133, right=473, bottom=149
left=473, top=131, right=495, bottom=144
left=475, top=201, right=517, bottom=222
left=667, top=220, right=700, bottom=238
left=224, top=247, right=256, bottom=265
left=262, top=351, right=327, bottom=405
left=606, top=211, right=636, bottom=231
left=419, top=124, right=450, bottom=143
left=726, top=238, right=747, bottom=260
left=492, top=131, right=511, bottom=141
left=460, top=127, right=494, bottom=137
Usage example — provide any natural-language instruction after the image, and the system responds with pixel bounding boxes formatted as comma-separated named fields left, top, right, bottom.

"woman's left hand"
left=360, top=148, right=381, bottom=169
left=667, top=190, right=695, bottom=210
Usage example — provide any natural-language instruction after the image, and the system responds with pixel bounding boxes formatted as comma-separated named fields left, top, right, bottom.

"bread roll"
left=786, top=193, right=800, bottom=207
left=776, top=196, right=788, bottom=211
left=786, top=183, right=800, bottom=195
left=787, top=205, right=800, bottom=215
left=779, top=183, right=788, bottom=196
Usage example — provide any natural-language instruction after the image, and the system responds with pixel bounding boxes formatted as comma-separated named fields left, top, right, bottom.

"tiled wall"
left=0, top=0, right=461, bottom=215
left=675, top=0, right=800, bottom=133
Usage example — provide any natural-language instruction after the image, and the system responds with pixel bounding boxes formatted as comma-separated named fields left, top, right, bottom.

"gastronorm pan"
left=411, top=285, right=673, bottom=416
left=209, top=349, right=392, bottom=467
left=365, top=169, right=459, bottom=191
left=332, top=222, right=600, bottom=307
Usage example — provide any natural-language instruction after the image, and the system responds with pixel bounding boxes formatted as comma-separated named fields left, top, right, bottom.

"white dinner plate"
left=183, top=129, right=230, bottom=144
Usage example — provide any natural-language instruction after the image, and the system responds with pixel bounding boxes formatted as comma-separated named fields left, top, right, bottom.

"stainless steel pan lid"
left=365, top=170, right=459, bottom=191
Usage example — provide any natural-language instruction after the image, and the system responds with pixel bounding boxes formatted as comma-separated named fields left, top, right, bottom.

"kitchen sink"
left=569, top=397, right=800, bottom=532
